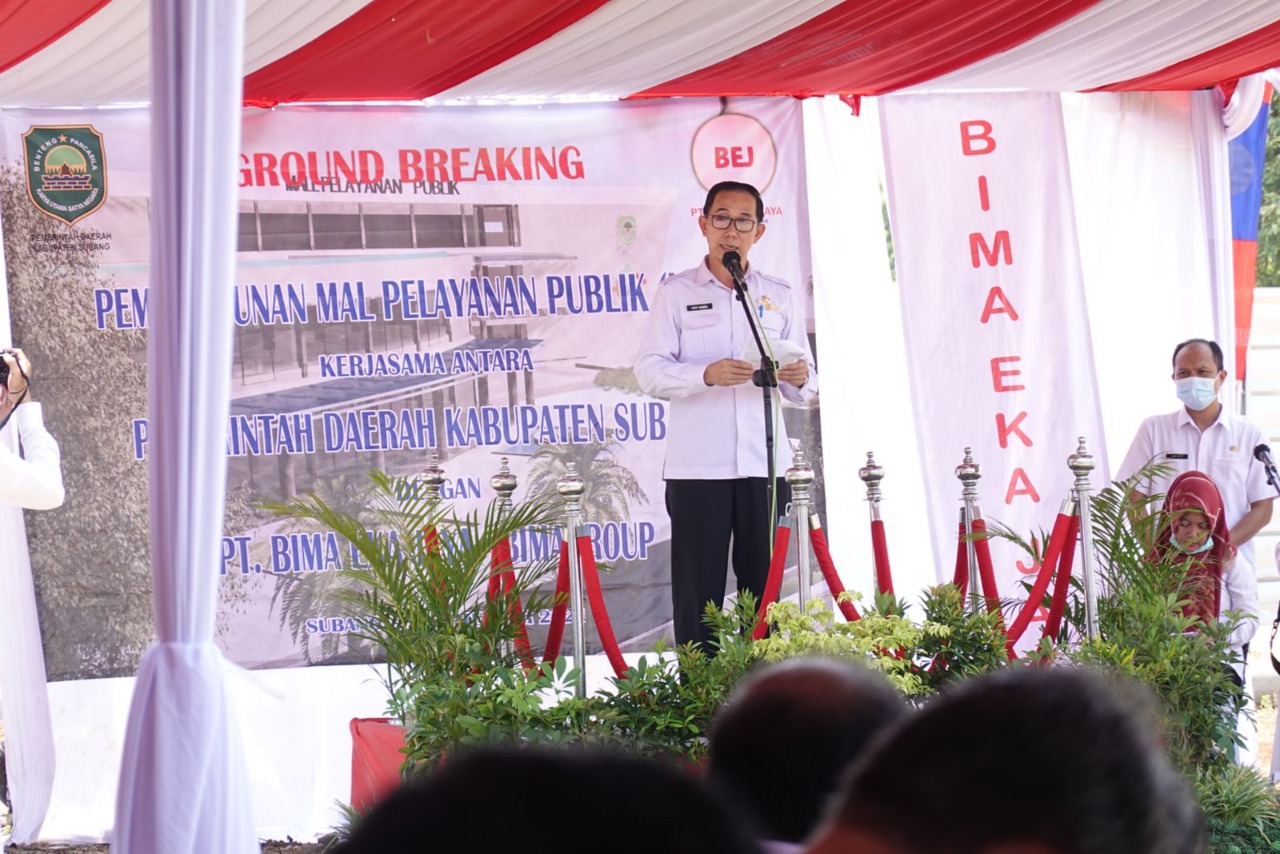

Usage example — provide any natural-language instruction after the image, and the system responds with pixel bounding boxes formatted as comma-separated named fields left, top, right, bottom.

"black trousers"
left=665, top=477, right=790, bottom=652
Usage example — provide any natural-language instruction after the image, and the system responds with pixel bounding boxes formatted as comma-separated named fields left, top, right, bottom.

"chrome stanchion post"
left=491, top=456, right=517, bottom=516
left=556, top=462, right=588, bottom=697
left=420, top=453, right=446, bottom=505
left=786, top=449, right=815, bottom=609
left=858, top=451, right=885, bottom=596
left=490, top=457, right=519, bottom=659
left=955, top=448, right=983, bottom=615
left=1068, top=438, right=1099, bottom=641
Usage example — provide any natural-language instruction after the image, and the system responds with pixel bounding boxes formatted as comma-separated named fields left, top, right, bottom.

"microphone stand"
left=726, top=264, right=780, bottom=546
left=1262, top=456, right=1280, bottom=498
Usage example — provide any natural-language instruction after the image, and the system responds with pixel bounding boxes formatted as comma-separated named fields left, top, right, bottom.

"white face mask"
left=1175, top=376, right=1217, bottom=411
left=1173, top=534, right=1213, bottom=556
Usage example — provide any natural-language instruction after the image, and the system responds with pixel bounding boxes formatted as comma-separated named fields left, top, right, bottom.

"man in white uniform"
left=0, top=347, right=62, bottom=510
left=635, top=181, right=818, bottom=651
left=1116, top=338, right=1273, bottom=578
left=1117, top=338, right=1269, bottom=768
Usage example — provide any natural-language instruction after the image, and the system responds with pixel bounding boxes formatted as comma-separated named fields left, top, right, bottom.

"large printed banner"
left=880, top=93, right=1107, bottom=610
left=0, top=98, right=821, bottom=680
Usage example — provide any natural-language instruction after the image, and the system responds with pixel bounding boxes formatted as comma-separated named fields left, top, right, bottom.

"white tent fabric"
left=435, top=0, right=844, bottom=101
left=0, top=0, right=368, bottom=109
left=927, top=0, right=1280, bottom=91
left=0, top=0, right=1277, bottom=108
left=109, top=1, right=255, bottom=852
left=1224, top=72, right=1272, bottom=138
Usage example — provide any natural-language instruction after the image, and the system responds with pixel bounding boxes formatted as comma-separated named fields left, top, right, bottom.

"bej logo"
left=690, top=112, right=776, bottom=192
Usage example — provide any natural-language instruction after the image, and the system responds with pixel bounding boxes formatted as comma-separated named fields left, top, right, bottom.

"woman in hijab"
left=1151, top=470, right=1257, bottom=683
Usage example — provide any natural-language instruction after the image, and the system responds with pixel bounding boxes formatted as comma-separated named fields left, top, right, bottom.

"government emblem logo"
left=617, top=215, right=637, bottom=248
left=23, top=125, right=107, bottom=226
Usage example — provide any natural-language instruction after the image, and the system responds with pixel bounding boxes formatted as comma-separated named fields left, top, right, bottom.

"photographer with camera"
left=0, top=347, right=63, bottom=509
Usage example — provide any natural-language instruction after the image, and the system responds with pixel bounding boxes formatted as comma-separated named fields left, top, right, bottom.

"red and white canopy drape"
left=0, top=0, right=1278, bottom=107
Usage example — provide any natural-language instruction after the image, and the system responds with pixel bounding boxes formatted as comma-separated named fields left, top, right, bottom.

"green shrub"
left=1197, top=764, right=1279, bottom=829
left=273, top=465, right=1279, bottom=839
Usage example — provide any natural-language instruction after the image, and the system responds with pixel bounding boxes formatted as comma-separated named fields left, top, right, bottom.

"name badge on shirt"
left=1164, top=453, right=1189, bottom=460
left=686, top=303, right=713, bottom=312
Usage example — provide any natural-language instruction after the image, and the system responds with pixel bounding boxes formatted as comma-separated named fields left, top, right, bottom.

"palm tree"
left=267, top=470, right=560, bottom=671
left=268, top=472, right=382, bottom=663
left=524, top=441, right=648, bottom=525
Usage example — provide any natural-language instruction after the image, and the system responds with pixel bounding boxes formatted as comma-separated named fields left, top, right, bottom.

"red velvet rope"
left=870, top=518, right=894, bottom=595
left=809, top=526, right=861, bottom=622
left=1005, top=512, right=1073, bottom=647
left=485, top=557, right=502, bottom=603
left=576, top=532, right=629, bottom=679
left=752, top=523, right=794, bottom=640
left=493, top=538, right=534, bottom=667
left=971, top=519, right=1002, bottom=618
left=541, top=540, right=572, bottom=664
left=1042, top=515, right=1081, bottom=642
left=952, top=521, right=969, bottom=597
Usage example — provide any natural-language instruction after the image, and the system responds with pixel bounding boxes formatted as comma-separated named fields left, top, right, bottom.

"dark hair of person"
left=706, top=658, right=907, bottom=843
left=334, top=747, right=765, bottom=854
left=703, top=181, right=764, bottom=221
left=829, top=667, right=1205, bottom=854
left=1171, top=338, right=1224, bottom=372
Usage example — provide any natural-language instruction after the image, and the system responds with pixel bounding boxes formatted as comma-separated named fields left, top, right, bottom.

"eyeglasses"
left=707, top=214, right=759, bottom=233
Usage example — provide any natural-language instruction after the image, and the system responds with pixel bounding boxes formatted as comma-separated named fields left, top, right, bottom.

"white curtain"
left=879, top=92, right=1107, bottom=593
left=802, top=96, right=938, bottom=602
left=804, top=90, right=1237, bottom=600
left=111, top=1, right=255, bottom=852
left=1190, top=87, right=1239, bottom=406
left=1223, top=72, right=1272, bottom=140
left=0, top=204, right=57, bottom=845
left=1060, top=92, right=1223, bottom=459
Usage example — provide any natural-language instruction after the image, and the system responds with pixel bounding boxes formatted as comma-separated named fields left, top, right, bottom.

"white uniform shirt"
left=1116, top=407, right=1272, bottom=575
left=634, top=260, right=818, bottom=480
left=1221, top=556, right=1258, bottom=652
left=0, top=403, right=64, bottom=509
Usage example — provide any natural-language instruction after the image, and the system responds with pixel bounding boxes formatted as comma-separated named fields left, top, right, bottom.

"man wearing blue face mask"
left=1116, top=338, right=1273, bottom=583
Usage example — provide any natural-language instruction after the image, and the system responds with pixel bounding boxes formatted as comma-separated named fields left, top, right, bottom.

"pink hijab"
left=1151, top=470, right=1235, bottom=627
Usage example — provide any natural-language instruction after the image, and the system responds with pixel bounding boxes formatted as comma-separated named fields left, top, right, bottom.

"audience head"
left=706, top=658, right=907, bottom=844
left=808, top=666, right=1204, bottom=854
left=335, top=747, right=765, bottom=854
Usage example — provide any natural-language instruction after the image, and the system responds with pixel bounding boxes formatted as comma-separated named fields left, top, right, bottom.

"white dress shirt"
left=0, top=403, right=65, bottom=509
left=1116, top=407, right=1272, bottom=575
left=1221, top=555, right=1258, bottom=652
left=634, top=260, right=818, bottom=480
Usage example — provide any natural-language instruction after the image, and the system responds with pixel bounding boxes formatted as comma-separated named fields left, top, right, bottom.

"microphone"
left=1255, top=443, right=1275, bottom=466
left=722, top=250, right=746, bottom=287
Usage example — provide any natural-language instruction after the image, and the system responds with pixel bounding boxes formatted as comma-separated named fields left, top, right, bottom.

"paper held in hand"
left=738, top=336, right=806, bottom=367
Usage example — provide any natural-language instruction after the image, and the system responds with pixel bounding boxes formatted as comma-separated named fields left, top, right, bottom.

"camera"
left=0, top=357, right=8, bottom=386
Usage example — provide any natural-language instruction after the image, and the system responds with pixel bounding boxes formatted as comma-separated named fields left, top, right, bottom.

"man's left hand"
left=777, top=359, right=808, bottom=387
